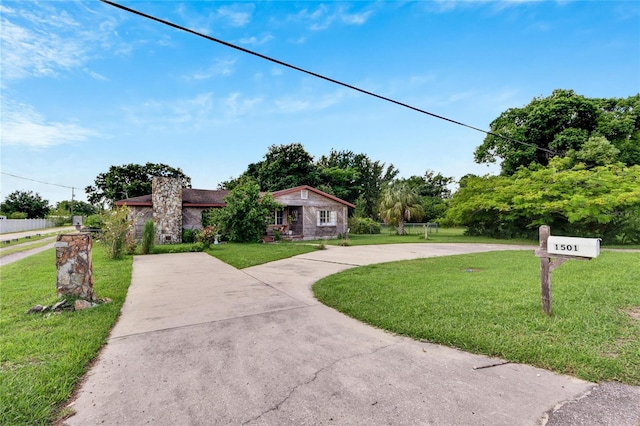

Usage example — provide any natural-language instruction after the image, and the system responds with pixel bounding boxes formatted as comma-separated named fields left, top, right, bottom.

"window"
left=275, top=210, right=284, bottom=225
left=301, top=190, right=308, bottom=199
left=318, top=210, right=336, bottom=226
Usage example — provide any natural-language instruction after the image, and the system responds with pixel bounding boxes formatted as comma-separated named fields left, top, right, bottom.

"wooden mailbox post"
left=535, top=225, right=600, bottom=315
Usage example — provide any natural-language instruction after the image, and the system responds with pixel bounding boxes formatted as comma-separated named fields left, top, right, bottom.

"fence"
left=0, top=218, right=56, bottom=234
left=387, top=222, right=439, bottom=235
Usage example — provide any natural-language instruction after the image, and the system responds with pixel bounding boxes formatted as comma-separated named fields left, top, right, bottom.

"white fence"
left=0, top=218, right=56, bottom=234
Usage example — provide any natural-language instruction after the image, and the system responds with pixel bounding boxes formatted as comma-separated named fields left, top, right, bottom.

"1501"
left=554, top=244, right=578, bottom=252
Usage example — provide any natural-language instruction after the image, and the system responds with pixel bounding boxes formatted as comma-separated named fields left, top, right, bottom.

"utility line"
left=1, top=171, right=75, bottom=190
left=100, top=0, right=557, bottom=156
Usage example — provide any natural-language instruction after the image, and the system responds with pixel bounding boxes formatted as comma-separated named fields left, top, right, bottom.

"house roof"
left=271, top=185, right=356, bottom=208
left=115, top=188, right=229, bottom=208
left=115, top=185, right=355, bottom=209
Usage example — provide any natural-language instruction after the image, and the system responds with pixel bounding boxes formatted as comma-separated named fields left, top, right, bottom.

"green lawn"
left=317, top=226, right=538, bottom=246
left=0, top=238, right=55, bottom=258
left=314, top=250, right=640, bottom=385
left=206, top=242, right=318, bottom=269
left=0, top=246, right=133, bottom=425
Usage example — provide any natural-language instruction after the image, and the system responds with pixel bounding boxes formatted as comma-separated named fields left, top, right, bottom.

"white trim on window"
left=275, top=210, right=284, bottom=225
left=317, top=210, right=336, bottom=226
left=301, top=190, right=308, bottom=199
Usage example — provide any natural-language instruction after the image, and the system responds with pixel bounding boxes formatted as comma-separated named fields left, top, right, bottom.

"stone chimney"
left=152, top=177, right=182, bottom=244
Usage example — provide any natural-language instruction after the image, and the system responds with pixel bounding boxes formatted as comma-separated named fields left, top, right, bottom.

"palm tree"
left=379, top=182, right=424, bottom=235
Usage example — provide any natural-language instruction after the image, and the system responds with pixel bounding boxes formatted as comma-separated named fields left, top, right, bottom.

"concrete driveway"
left=64, top=244, right=637, bottom=425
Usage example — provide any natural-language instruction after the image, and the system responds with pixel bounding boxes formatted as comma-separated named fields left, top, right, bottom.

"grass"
left=316, top=226, right=538, bottom=246
left=0, top=246, right=133, bottom=425
left=314, top=250, right=640, bottom=385
left=0, top=238, right=56, bottom=258
left=206, top=242, right=318, bottom=269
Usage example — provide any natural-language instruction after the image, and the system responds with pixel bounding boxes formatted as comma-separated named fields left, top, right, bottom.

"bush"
left=182, top=228, right=198, bottom=243
left=197, top=226, right=218, bottom=247
left=348, top=216, right=381, bottom=234
left=8, top=212, right=28, bottom=219
left=141, top=220, right=155, bottom=255
left=84, top=214, right=104, bottom=229
left=100, top=207, right=131, bottom=259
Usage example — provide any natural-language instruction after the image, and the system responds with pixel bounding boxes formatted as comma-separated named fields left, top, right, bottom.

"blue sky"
left=1, top=0, right=639, bottom=204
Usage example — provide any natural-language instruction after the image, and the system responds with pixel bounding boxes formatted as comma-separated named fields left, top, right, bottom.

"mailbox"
left=72, top=216, right=84, bottom=226
left=547, top=236, right=600, bottom=258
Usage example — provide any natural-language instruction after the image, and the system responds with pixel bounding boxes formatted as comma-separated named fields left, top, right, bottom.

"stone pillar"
left=56, top=233, right=95, bottom=300
left=152, top=177, right=182, bottom=244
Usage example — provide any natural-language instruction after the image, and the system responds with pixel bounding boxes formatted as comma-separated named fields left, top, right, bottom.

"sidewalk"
left=65, top=245, right=639, bottom=425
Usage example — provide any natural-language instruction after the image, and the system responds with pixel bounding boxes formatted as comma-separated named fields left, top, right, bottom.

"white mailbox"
left=547, top=236, right=600, bottom=258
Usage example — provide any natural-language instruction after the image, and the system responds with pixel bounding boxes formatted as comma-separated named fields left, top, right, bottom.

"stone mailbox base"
left=56, top=233, right=95, bottom=301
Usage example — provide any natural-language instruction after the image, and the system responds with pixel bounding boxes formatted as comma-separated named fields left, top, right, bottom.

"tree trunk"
left=398, top=220, right=405, bottom=235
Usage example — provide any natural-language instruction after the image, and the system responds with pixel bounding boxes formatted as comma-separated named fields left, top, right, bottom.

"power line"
left=1, top=171, right=76, bottom=190
left=100, top=0, right=558, bottom=156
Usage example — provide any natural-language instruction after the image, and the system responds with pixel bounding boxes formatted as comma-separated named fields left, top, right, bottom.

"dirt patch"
left=623, top=307, right=640, bottom=321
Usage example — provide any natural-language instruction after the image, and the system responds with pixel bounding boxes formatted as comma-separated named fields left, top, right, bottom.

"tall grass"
left=0, top=246, right=133, bottom=425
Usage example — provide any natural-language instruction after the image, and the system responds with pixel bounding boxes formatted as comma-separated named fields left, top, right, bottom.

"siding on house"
left=273, top=187, right=351, bottom=240
left=119, top=183, right=354, bottom=243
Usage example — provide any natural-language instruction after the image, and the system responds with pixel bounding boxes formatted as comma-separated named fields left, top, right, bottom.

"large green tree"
left=475, top=90, right=640, bottom=175
left=85, top=163, right=191, bottom=207
left=317, top=149, right=398, bottom=217
left=53, top=200, right=97, bottom=217
left=445, top=157, right=640, bottom=244
left=0, top=190, right=50, bottom=218
left=402, top=170, right=454, bottom=221
left=222, top=146, right=398, bottom=219
left=379, top=182, right=424, bottom=235
left=223, top=143, right=320, bottom=191
left=209, top=180, right=282, bottom=243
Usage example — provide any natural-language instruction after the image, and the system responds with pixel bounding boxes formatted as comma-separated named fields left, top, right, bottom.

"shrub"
left=100, top=207, right=132, bottom=259
left=84, top=214, right=104, bottom=229
left=197, top=225, right=218, bottom=247
left=182, top=228, right=198, bottom=244
left=8, top=212, right=28, bottom=219
left=348, top=216, right=381, bottom=234
left=141, top=220, right=155, bottom=255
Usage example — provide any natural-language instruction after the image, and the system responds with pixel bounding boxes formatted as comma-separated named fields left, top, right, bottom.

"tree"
left=400, top=170, right=454, bottom=221
left=474, top=90, right=640, bottom=175
left=0, top=190, right=50, bottom=218
left=224, top=143, right=320, bottom=191
left=54, top=200, right=97, bottom=217
left=85, top=163, right=191, bottom=207
left=209, top=180, right=282, bottom=243
left=379, top=182, right=424, bottom=235
left=317, top=149, right=398, bottom=217
left=445, top=157, right=640, bottom=243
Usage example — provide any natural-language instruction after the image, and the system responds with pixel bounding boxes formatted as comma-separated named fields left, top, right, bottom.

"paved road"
left=64, top=244, right=639, bottom=425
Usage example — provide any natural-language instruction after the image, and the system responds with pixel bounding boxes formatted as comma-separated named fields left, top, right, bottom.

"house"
left=115, top=177, right=355, bottom=243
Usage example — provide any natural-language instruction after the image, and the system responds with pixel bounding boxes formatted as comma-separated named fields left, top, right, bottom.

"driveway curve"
left=65, top=244, right=637, bottom=425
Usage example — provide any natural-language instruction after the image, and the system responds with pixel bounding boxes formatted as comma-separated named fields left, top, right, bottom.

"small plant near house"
left=100, top=207, right=132, bottom=259
left=182, top=228, right=198, bottom=243
left=141, top=219, right=156, bottom=255
left=316, top=238, right=328, bottom=250
left=197, top=225, right=218, bottom=248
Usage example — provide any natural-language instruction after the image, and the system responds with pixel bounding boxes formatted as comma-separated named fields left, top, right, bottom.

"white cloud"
left=291, top=4, right=374, bottom=31
left=123, top=92, right=263, bottom=129
left=0, top=2, right=127, bottom=81
left=1, top=100, right=95, bottom=148
left=0, top=10, right=86, bottom=80
left=217, top=5, right=252, bottom=27
left=274, top=89, right=352, bottom=113
left=239, top=34, right=274, bottom=46
left=185, top=58, right=236, bottom=81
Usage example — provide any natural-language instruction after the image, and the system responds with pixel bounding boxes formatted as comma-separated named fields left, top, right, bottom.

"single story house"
left=115, top=177, right=355, bottom=243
